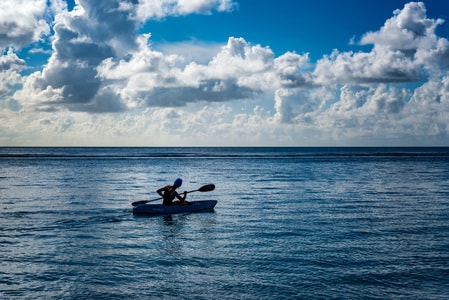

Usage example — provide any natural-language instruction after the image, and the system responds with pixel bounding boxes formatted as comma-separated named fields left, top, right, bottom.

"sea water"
left=1, top=147, right=449, bottom=299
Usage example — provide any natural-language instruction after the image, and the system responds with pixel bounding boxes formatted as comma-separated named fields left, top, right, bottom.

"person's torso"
left=162, top=186, right=176, bottom=205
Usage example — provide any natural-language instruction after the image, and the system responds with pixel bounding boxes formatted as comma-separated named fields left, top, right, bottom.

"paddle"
left=131, top=184, right=215, bottom=206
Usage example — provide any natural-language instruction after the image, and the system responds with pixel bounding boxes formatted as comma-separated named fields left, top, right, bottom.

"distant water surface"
left=1, top=147, right=449, bottom=299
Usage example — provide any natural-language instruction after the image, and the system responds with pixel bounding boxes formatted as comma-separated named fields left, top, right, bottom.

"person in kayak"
left=157, top=178, right=188, bottom=206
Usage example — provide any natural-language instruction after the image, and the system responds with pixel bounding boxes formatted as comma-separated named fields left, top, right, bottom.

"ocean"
left=1, top=147, right=449, bottom=299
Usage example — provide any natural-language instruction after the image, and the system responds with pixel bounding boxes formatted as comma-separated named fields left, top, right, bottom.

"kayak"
left=133, top=200, right=217, bottom=215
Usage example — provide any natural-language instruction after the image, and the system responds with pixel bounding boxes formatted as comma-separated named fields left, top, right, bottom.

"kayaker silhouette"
left=157, top=178, right=188, bottom=206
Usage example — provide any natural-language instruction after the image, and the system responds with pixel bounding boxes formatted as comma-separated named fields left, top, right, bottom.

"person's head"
left=173, top=178, right=182, bottom=188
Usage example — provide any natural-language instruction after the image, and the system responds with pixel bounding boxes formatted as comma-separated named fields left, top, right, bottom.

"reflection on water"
left=1, top=147, right=449, bottom=299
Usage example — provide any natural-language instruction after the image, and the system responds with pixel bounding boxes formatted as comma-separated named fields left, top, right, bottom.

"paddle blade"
left=132, top=197, right=162, bottom=206
left=132, top=200, right=149, bottom=206
left=198, top=184, right=215, bottom=192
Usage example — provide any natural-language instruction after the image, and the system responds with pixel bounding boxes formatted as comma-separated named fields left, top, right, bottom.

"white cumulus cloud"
left=0, top=0, right=52, bottom=48
left=1, top=1, right=449, bottom=146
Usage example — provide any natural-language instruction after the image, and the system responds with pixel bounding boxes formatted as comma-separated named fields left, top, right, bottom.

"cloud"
left=0, top=49, right=25, bottom=103
left=274, top=0, right=449, bottom=140
left=154, top=40, right=222, bottom=64
left=360, top=2, right=441, bottom=52
left=136, top=0, right=236, bottom=20
left=0, top=0, right=51, bottom=48
left=14, top=0, right=139, bottom=112
left=2, top=1, right=449, bottom=146
left=138, top=37, right=275, bottom=106
left=97, top=35, right=309, bottom=109
left=14, top=0, right=239, bottom=113
left=314, top=49, right=422, bottom=85
left=311, top=2, right=448, bottom=86
left=9, top=0, right=309, bottom=114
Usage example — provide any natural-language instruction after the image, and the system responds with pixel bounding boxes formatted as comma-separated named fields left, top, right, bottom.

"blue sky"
left=1, top=0, right=449, bottom=146
left=146, top=0, right=449, bottom=58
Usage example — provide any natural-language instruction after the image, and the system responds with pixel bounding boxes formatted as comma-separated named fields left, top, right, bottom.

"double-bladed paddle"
left=131, top=184, right=215, bottom=206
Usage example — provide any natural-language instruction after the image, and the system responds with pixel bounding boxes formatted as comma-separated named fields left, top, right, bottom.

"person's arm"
left=175, top=191, right=187, bottom=202
left=157, top=186, right=167, bottom=197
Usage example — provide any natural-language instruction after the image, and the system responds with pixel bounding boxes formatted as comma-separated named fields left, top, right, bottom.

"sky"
left=1, top=0, right=449, bottom=146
